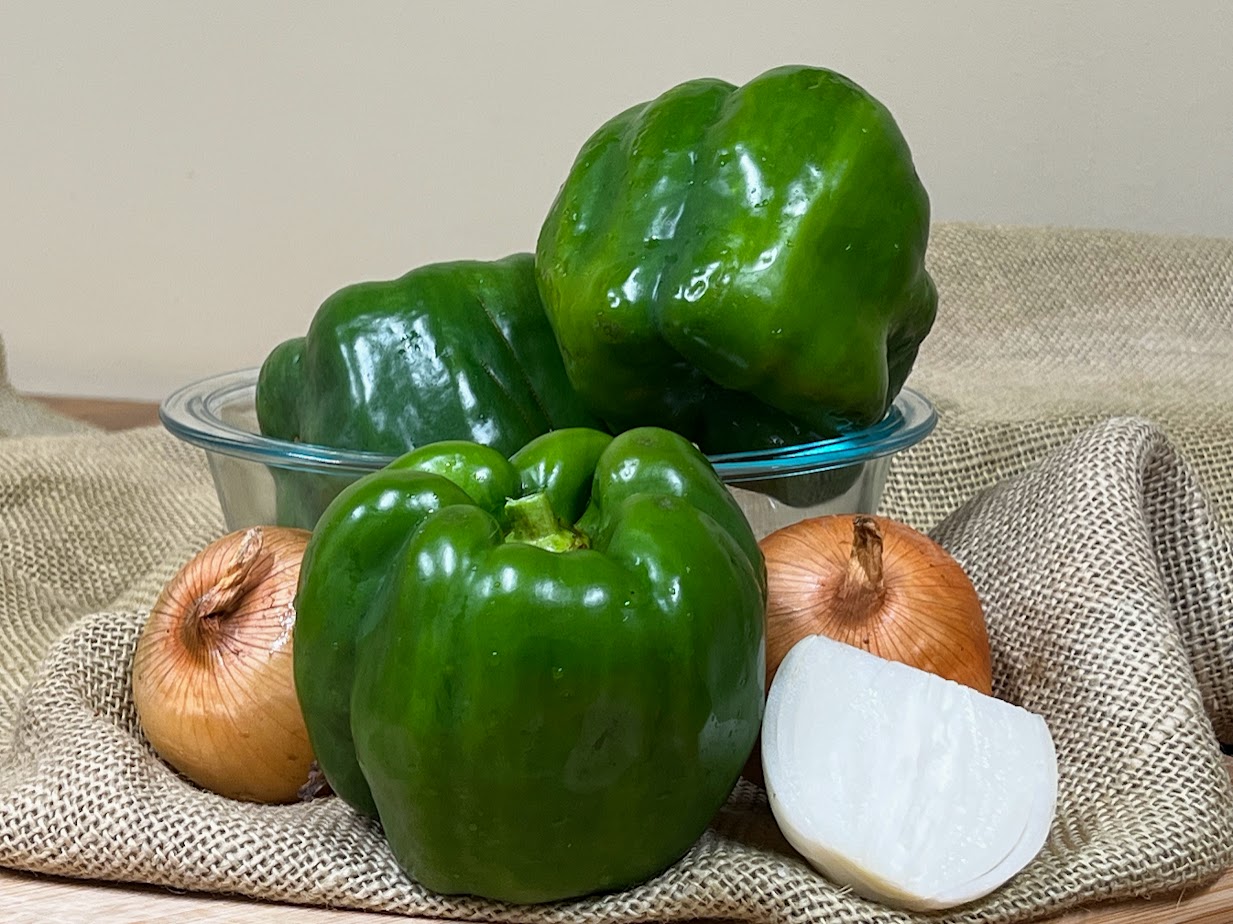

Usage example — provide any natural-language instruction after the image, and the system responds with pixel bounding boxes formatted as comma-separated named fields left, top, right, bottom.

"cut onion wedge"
left=762, top=634, right=1058, bottom=910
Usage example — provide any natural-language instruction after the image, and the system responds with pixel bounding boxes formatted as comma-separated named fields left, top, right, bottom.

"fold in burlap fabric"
left=2, top=223, right=1232, bottom=922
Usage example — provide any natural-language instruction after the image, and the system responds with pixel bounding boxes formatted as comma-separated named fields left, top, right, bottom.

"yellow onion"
left=132, top=526, right=315, bottom=803
left=761, top=514, right=992, bottom=693
left=746, top=514, right=992, bottom=784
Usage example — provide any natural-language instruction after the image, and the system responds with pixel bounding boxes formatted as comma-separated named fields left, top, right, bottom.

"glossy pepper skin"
left=293, top=427, right=766, bottom=903
left=255, top=253, right=602, bottom=528
left=536, top=65, right=937, bottom=453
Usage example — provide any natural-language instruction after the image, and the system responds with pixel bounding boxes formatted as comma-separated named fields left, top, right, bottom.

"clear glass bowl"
left=160, top=369, right=936, bottom=537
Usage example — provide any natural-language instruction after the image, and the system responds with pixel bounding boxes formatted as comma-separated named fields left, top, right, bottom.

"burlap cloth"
left=2, top=223, right=1232, bottom=922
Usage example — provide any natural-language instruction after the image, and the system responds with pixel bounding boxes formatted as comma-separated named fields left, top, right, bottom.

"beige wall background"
left=3, top=0, right=1231, bottom=400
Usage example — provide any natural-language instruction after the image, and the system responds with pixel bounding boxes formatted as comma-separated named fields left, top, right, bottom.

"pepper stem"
left=503, top=492, right=589, bottom=553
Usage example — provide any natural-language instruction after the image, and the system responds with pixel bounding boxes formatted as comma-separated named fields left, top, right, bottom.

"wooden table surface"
left=7, top=393, right=1233, bottom=923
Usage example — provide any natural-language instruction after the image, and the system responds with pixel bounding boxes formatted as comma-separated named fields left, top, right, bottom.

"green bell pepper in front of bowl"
left=255, top=252, right=603, bottom=528
left=293, top=426, right=766, bottom=903
left=536, top=64, right=937, bottom=453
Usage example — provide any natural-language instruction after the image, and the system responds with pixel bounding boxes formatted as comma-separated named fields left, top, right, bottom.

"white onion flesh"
left=762, top=634, right=1057, bottom=911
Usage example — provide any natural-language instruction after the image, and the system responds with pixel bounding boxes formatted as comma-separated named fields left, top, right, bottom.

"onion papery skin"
left=132, top=526, right=316, bottom=804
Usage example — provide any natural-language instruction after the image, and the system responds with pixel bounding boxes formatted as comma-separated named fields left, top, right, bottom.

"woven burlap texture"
left=883, top=223, right=1233, bottom=531
left=2, top=223, right=1232, bottom=922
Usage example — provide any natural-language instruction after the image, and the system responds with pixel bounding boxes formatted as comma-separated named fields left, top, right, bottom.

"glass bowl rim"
left=159, top=368, right=937, bottom=481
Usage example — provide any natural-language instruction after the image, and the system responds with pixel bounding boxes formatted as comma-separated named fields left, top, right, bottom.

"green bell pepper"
left=536, top=64, right=937, bottom=453
left=293, top=426, right=766, bottom=903
left=256, top=253, right=602, bottom=528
